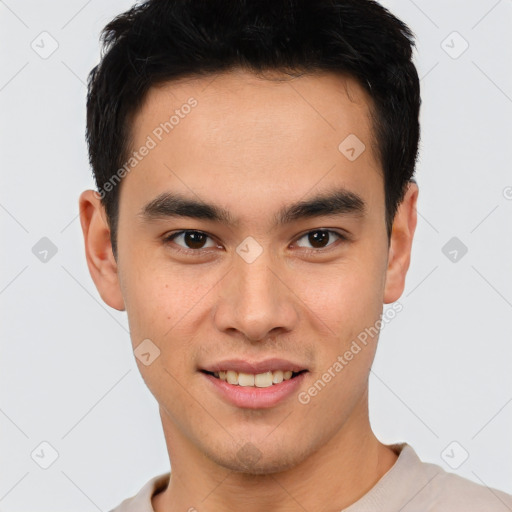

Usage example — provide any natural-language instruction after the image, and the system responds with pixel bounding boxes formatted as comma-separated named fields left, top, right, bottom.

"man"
left=79, top=0, right=512, bottom=510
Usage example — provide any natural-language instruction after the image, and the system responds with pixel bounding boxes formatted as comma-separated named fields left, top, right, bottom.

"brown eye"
left=164, top=230, right=217, bottom=251
left=295, top=230, right=344, bottom=250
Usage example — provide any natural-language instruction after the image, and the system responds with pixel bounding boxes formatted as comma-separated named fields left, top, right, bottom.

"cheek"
left=117, top=246, right=173, bottom=344
left=119, top=253, right=216, bottom=366
left=294, top=253, right=387, bottom=342
left=120, top=266, right=197, bottom=402
left=123, top=275, right=181, bottom=346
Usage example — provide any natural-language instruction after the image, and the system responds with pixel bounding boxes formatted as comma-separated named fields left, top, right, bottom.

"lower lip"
left=202, top=372, right=307, bottom=409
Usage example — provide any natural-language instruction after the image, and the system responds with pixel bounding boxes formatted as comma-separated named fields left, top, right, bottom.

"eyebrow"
left=138, top=188, right=366, bottom=227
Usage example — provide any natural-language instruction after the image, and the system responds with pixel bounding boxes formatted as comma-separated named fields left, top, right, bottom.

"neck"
left=152, top=392, right=398, bottom=512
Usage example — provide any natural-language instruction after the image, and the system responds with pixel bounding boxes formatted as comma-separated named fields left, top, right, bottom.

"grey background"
left=1, top=0, right=511, bottom=510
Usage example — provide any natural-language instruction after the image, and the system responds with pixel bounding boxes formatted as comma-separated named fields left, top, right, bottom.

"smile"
left=204, top=369, right=307, bottom=388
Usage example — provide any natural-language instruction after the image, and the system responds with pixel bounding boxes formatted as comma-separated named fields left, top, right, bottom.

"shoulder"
left=108, top=472, right=170, bottom=512
left=415, top=458, right=512, bottom=511
left=394, top=444, right=512, bottom=512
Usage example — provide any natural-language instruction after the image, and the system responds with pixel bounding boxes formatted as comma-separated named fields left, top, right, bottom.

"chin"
left=204, top=439, right=313, bottom=476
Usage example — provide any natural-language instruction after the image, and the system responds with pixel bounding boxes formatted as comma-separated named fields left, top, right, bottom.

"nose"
left=212, top=248, right=300, bottom=343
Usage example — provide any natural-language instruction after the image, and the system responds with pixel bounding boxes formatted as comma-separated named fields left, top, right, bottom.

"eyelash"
left=162, top=229, right=348, bottom=256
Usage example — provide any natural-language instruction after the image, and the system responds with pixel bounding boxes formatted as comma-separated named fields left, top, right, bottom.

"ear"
left=79, top=190, right=125, bottom=311
left=383, top=181, right=419, bottom=304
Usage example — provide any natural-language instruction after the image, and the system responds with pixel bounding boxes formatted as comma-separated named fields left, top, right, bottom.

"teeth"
left=214, top=369, right=299, bottom=387
left=226, top=370, right=238, bottom=385
left=272, top=370, right=284, bottom=384
left=238, top=373, right=255, bottom=387
left=254, top=371, right=273, bottom=388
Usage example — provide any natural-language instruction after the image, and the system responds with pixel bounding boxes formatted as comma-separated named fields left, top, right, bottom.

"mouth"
left=200, top=369, right=308, bottom=388
left=199, top=358, right=309, bottom=408
left=200, top=366, right=309, bottom=409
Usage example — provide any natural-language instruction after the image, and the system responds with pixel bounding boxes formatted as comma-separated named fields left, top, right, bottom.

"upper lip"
left=201, top=358, right=308, bottom=374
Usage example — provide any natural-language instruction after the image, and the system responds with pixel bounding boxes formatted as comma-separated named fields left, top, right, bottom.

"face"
left=80, top=69, right=417, bottom=475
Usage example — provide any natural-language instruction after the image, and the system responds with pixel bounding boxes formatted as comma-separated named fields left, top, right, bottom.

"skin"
left=79, top=69, right=418, bottom=511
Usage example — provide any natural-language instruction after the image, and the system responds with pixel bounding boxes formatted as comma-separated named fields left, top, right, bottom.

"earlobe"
left=383, top=181, right=419, bottom=304
left=78, top=190, right=126, bottom=311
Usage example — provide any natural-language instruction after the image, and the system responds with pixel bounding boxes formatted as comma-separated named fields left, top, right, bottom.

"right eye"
left=162, top=230, right=220, bottom=254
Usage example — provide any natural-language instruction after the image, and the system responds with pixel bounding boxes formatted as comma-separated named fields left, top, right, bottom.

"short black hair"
left=86, top=0, right=421, bottom=256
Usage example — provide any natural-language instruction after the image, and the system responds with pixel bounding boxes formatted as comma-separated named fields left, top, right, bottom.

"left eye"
left=294, top=229, right=343, bottom=250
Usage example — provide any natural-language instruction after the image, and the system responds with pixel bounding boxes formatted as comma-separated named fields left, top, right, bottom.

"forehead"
left=121, top=69, right=383, bottom=227
left=135, top=69, right=377, bottom=150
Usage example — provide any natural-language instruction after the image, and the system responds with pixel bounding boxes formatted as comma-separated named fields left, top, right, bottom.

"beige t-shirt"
left=109, top=443, right=512, bottom=511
